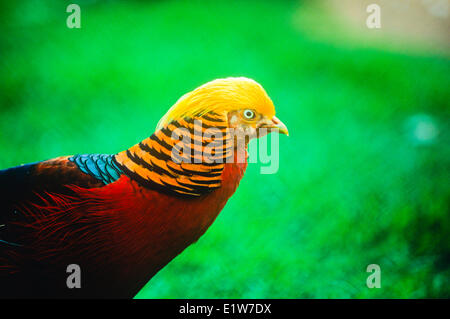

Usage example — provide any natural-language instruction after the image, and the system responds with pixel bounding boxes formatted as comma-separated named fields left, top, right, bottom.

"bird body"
left=0, top=77, right=287, bottom=298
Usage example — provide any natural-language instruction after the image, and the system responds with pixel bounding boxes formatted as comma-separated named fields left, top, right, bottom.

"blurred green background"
left=1, top=0, right=449, bottom=298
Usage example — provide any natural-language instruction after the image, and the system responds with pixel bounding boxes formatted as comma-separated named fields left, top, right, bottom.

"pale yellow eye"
left=243, top=109, right=255, bottom=120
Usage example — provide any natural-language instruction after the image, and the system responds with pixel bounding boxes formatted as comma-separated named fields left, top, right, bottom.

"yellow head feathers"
left=156, top=77, right=276, bottom=130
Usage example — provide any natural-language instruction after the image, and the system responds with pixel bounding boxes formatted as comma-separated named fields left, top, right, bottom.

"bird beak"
left=270, top=116, right=289, bottom=136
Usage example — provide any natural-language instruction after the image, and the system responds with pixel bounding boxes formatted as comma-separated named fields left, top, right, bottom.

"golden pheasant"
left=0, top=77, right=288, bottom=298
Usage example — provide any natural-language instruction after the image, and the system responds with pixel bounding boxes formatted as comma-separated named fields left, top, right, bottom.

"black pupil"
left=245, top=111, right=253, bottom=118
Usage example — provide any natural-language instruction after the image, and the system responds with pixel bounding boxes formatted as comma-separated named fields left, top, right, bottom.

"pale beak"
left=270, top=116, right=289, bottom=136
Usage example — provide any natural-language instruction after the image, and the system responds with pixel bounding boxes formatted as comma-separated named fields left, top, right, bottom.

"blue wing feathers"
left=69, top=154, right=122, bottom=185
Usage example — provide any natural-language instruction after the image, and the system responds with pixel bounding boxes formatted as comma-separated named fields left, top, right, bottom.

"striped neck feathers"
left=115, top=111, right=243, bottom=197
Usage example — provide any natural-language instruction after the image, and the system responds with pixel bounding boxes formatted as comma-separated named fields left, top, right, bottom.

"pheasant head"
left=115, top=77, right=288, bottom=196
left=157, top=77, right=288, bottom=138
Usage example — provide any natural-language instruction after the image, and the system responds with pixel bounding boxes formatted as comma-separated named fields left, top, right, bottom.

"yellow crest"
left=156, top=77, right=275, bottom=130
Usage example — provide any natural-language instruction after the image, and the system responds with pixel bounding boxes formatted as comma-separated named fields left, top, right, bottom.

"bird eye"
left=243, top=109, right=255, bottom=120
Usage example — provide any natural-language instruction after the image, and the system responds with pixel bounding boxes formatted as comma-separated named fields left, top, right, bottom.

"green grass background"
left=0, top=0, right=449, bottom=298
